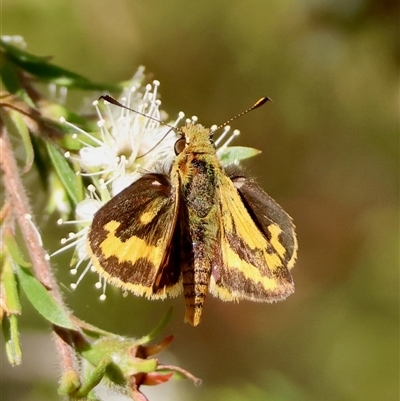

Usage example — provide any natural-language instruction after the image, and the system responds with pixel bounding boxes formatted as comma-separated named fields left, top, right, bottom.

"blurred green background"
left=1, top=1, right=398, bottom=400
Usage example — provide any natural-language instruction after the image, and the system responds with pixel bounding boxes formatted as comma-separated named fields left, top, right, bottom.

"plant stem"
left=0, top=118, right=78, bottom=378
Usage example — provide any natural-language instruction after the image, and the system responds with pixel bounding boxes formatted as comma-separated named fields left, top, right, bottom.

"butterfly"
left=87, top=96, right=297, bottom=326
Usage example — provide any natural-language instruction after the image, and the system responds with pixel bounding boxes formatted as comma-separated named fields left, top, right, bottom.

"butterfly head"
left=174, top=122, right=215, bottom=155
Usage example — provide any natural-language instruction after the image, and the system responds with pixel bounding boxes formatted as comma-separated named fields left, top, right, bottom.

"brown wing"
left=232, top=175, right=297, bottom=270
left=87, top=173, right=182, bottom=299
left=209, top=172, right=296, bottom=303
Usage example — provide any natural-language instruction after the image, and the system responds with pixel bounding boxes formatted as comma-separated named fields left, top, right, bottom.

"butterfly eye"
left=174, top=137, right=186, bottom=155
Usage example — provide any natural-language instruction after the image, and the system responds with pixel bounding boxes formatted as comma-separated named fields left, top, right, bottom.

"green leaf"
left=15, top=264, right=76, bottom=330
left=1, top=38, right=122, bottom=91
left=2, top=257, right=22, bottom=314
left=77, top=318, right=114, bottom=339
left=2, top=314, right=22, bottom=366
left=0, top=57, right=21, bottom=93
left=46, top=141, right=81, bottom=205
left=3, top=227, right=31, bottom=268
left=11, top=110, right=34, bottom=172
left=0, top=108, right=33, bottom=173
left=218, top=146, right=261, bottom=164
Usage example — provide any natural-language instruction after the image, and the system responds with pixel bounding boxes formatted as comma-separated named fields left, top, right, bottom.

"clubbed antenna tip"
left=253, top=97, right=271, bottom=109
left=213, top=96, right=271, bottom=133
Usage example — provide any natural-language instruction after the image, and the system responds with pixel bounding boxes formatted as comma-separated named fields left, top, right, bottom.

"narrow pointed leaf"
left=1, top=38, right=122, bottom=91
left=15, top=264, right=75, bottom=329
left=0, top=108, right=33, bottom=172
left=46, top=141, right=81, bottom=205
left=2, top=257, right=22, bottom=314
left=0, top=58, right=20, bottom=93
left=3, top=227, right=31, bottom=268
left=2, top=314, right=22, bottom=366
left=11, top=110, right=34, bottom=172
left=218, top=146, right=261, bottom=164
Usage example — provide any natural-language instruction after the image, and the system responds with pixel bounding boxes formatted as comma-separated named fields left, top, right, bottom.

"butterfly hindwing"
left=209, top=171, right=296, bottom=303
left=87, top=173, right=182, bottom=299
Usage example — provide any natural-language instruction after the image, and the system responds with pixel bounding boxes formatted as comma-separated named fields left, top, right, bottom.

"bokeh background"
left=1, top=1, right=398, bottom=401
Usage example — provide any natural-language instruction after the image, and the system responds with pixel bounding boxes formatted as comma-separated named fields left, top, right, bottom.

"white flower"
left=63, top=75, right=183, bottom=196
left=53, top=69, right=184, bottom=296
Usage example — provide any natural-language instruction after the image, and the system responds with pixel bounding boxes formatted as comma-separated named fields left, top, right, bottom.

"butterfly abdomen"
left=177, top=153, right=222, bottom=325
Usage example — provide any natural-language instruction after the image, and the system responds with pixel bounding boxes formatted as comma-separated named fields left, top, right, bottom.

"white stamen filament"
left=219, top=129, right=240, bottom=150
left=214, top=126, right=231, bottom=147
left=72, top=262, right=93, bottom=289
left=60, top=118, right=105, bottom=147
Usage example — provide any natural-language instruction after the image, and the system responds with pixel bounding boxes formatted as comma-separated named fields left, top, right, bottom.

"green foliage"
left=218, top=146, right=261, bottom=164
left=16, top=264, right=76, bottom=329
left=1, top=37, right=123, bottom=92
left=46, top=141, right=83, bottom=206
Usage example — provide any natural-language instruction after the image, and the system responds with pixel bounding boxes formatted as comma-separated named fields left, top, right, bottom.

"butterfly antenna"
left=99, top=95, right=180, bottom=159
left=212, top=96, right=271, bottom=134
left=99, top=95, right=179, bottom=130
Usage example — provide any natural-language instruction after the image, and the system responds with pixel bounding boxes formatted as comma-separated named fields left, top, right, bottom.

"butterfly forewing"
left=232, top=175, right=297, bottom=270
left=87, top=173, right=182, bottom=299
